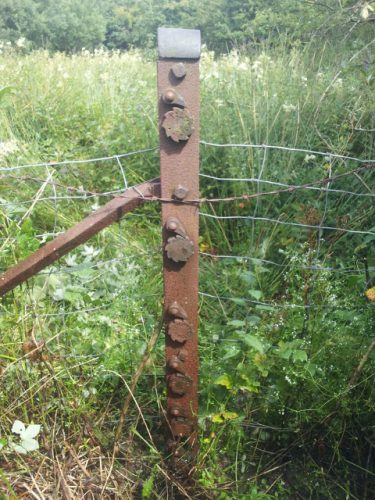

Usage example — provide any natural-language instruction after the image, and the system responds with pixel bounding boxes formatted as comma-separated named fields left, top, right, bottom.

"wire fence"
left=1, top=140, right=374, bottom=398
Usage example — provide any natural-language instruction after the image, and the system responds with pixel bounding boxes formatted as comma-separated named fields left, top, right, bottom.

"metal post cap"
left=158, top=28, right=201, bottom=59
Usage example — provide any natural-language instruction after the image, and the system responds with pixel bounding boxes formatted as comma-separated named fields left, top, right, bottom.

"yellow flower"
left=199, top=242, right=210, bottom=252
left=365, top=287, right=375, bottom=302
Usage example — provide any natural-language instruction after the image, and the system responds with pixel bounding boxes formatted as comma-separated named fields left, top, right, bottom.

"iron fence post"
left=157, top=28, right=201, bottom=466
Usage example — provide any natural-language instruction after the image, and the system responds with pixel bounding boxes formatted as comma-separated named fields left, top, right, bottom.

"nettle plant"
left=0, top=420, right=41, bottom=455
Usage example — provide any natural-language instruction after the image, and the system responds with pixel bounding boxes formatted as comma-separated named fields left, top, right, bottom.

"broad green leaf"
left=228, top=319, right=246, bottom=328
left=247, top=315, right=261, bottom=325
left=214, top=373, right=233, bottom=389
left=240, top=271, right=255, bottom=285
left=212, top=411, right=239, bottom=423
left=249, top=289, right=262, bottom=300
left=222, top=345, right=241, bottom=360
left=242, top=334, right=265, bottom=354
left=293, top=350, right=308, bottom=362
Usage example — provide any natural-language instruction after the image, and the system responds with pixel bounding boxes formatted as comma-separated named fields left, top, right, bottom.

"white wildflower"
left=65, top=255, right=77, bottom=267
left=332, top=78, right=343, bottom=89
left=282, top=103, right=297, bottom=113
left=304, top=154, right=316, bottom=163
left=15, top=37, right=26, bottom=49
left=81, top=245, right=100, bottom=260
left=0, top=141, right=18, bottom=160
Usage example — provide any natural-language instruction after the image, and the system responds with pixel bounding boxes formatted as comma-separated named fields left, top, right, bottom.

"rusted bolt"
left=173, top=185, right=189, bottom=201
left=171, top=62, right=187, bottom=79
left=168, top=319, right=192, bottom=343
left=170, top=407, right=180, bottom=417
left=168, top=301, right=188, bottom=320
left=168, top=373, right=192, bottom=396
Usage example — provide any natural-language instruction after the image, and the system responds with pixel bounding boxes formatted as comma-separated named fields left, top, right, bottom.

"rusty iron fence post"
left=157, top=28, right=201, bottom=465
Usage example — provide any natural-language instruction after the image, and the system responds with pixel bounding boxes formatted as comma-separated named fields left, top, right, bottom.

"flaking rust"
left=157, top=27, right=201, bottom=466
left=162, top=107, right=194, bottom=142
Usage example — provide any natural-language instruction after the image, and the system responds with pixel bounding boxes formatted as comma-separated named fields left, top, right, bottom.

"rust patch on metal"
left=168, top=373, right=193, bottom=396
left=165, top=235, right=194, bottom=263
left=162, top=107, right=194, bottom=142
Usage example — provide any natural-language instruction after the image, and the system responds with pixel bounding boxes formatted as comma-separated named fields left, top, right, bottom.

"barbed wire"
left=200, top=212, right=375, bottom=236
left=200, top=140, right=375, bottom=164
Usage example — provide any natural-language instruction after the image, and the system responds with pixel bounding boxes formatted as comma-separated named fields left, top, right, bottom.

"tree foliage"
left=0, top=0, right=373, bottom=52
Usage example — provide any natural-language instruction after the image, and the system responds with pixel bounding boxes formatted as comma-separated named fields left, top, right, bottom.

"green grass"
left=0, top=41, right=374, bottom=498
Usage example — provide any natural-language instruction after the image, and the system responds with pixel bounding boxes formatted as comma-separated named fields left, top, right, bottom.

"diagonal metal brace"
left=0, top=179, right=160, bottom=296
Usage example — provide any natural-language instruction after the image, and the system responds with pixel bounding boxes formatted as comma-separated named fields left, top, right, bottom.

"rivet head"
left=167, top=301, right=188, bottom=320
left=163, top=89, right=176, bottom=103
left=171, top=62, right=187, bottom=79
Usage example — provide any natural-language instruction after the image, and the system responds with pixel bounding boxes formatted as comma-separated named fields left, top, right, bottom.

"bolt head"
left=171, top=62, right=187, bottom=79
left=173, top=185, right=189, bottom=201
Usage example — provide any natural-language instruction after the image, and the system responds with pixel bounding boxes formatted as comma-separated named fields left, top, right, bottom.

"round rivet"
left=164, top=89, right=176, bottom=103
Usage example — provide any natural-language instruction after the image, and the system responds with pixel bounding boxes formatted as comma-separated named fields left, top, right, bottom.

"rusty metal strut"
left=0, top=179, right=160, bottom=296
